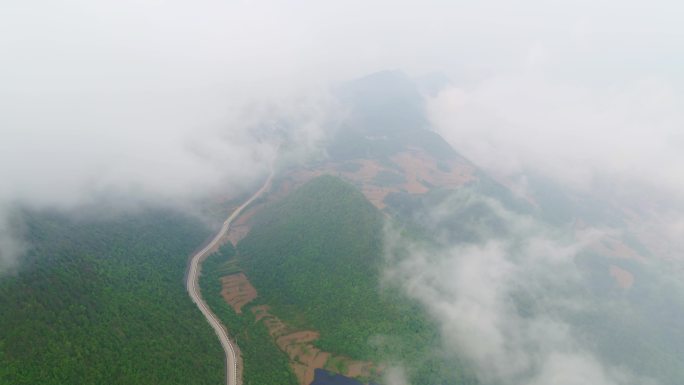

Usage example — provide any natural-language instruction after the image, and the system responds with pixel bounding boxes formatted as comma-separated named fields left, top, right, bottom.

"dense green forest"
left=0, top=208, right=224, bottom=385
left=200, top=244, right=298, bottom=385
left=235, top=175, right=477, bottom=385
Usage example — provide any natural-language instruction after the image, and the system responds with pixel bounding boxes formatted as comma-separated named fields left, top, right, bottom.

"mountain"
left=328, top=70, right=460, bottom=162
left=194, top=71, right=532, bottom=385
left=201, top=71, right=684, bottom=385
left=202, top=175, right=476, bottom=385
left=2, top=70, right=682, bottom=385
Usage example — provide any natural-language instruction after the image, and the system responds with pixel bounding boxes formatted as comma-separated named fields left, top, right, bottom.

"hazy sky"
left=1, top=0, right=681, bottom=286
left=2, top=0, right=682, bottom=207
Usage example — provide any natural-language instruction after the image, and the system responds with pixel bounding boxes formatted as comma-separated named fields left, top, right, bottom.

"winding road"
left=186, top=171, right=274, bottom=385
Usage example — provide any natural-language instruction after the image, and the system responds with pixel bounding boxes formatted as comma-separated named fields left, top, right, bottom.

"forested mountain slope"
left=0, top=208, right=223, bottom=385
left=234, top=175, right=476, bottom=385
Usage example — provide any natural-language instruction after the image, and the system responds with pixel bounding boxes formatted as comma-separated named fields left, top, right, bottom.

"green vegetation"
left=0, top=208, right=224, bottom=385
left=236, top=175, right=476, bottom=384
left=200, top=244, right=298, bottom=385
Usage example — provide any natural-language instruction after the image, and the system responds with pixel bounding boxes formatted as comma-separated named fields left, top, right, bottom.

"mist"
left=383, top=193, right=664, bottom=384
left=3, top=0, right=682, bottom=244
left=2, top=1, right=684, bottom=383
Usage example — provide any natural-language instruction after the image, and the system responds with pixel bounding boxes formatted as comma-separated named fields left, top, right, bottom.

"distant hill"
left=328, top=70, right=462, bottom=162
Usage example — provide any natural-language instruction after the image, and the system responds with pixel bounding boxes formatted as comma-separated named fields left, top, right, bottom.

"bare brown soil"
left=391, top=149, right=474, bottom=193
left=251, top=306, right=381, bottom=385
left=591, top=237, right=644, bottom=261
left=278, top=163, right=394, bottom=210
left=336, top=160, right=398, bottom=209
left=220, top=273, right=258, bottom=314
left=609, top=265, right=635, bottom=289
left=342, top=160, right=383, bottom=182
left=263, top=150, right=475, bottom=212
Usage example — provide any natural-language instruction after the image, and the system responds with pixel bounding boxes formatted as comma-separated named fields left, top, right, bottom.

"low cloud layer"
left=2, top=3, right=683, bottom=382
left=1, top=1, right=344, bottom=270
left=0, top=213, right=28, bottom=273
left=384, top=195, right=656, bottom=385
left=428, top=76, right=684, bottom=197
left=3, top=0, right=683, bottom=260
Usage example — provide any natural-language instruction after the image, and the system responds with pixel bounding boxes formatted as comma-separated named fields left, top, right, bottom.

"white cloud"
left=384, top=195, right=655, bottom=385
left=428, top=76, right=684, bottom=194
left=383, top=366, right=410, bottom=385
left=1, top=3, right=683, bottom=380
left=3, top=0, right=682, bottom=216
left=0, top=214, right=28, bottom=273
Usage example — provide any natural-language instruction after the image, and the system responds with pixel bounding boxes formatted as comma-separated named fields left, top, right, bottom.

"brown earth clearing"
left=609, top=265, right=635, bottom=289
left=391, top=149, right=474, bottom=193
left=582, top=232, right=645, bottom=264
left=220, top=273, right=258, bottom=314
left=248, top=305, right=382, bottom=385
left=601, top=238, right=644, bottom=260
left=276, top=151, right=474, bottom=210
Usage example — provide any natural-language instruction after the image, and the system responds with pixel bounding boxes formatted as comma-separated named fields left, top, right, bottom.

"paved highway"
left=186, top=171, right=273, bottom=385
